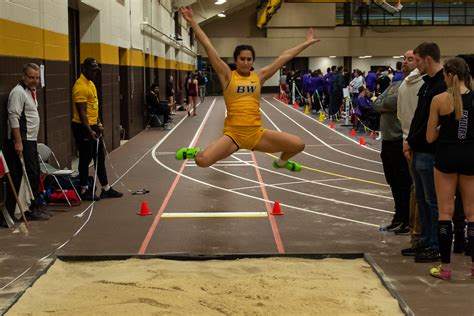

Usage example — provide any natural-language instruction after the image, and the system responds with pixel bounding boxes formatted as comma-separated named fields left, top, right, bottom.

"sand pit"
left=7, top=257, right=402, bottom=315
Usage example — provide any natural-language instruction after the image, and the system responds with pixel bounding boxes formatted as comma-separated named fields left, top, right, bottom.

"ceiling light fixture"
left=217, top=11, right=226, bottom=17
left=215, top=0, right=227, bottom=4
left=329, top=56, right=336, bottom=58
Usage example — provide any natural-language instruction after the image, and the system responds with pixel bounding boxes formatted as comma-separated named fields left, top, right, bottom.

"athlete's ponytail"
left=450, top=74, right=463, bottom=120
left=443, top=57, right=471, bottom=121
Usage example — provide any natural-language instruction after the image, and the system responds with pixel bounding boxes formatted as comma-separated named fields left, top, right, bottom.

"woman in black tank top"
left=426, top=57, right=474, bottom=280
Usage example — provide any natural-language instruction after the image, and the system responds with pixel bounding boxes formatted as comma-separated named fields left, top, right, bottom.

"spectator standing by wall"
left=5, top=63, right=49, bottom=221
left=71, top=58, right=123, bottom=201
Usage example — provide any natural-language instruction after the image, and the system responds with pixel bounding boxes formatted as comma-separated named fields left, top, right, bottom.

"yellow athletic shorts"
left=223, top=125, right=266, bottom=150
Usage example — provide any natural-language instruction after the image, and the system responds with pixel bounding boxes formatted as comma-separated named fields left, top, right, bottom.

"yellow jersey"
left=223, top=70, right=261, bottom=126
left=72, top=74, right=99, bottom=125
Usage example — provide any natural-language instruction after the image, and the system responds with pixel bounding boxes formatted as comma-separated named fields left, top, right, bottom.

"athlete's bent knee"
left=195, top=153, right=213, bottom=168
left=295, top=138, right=305, bottom=153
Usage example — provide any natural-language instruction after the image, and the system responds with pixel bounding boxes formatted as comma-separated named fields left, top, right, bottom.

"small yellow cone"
left=304, top=105, right=310, bottom=115
left=318, top=111, right=325, bottom=122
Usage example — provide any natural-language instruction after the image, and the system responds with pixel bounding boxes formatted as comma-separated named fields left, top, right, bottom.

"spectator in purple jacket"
left=366, top=70, right=377, bottom=93
left=357, top=86, right=380, bottom=131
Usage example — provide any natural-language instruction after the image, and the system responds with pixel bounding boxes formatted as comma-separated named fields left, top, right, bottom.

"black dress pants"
left=4, top=139, right=40, bottom=216
left=381, top=138, right=412, bottom=224
left=72, top=123, right=108, bottom=188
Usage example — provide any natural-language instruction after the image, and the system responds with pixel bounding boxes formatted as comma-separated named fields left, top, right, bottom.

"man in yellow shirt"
left=71, top=58, right=122, bottom=201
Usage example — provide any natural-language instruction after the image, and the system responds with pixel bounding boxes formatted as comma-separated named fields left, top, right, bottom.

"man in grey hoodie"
left=396, top=50, right=424, bottom=256
left=373, top=50, right=415, bottom=235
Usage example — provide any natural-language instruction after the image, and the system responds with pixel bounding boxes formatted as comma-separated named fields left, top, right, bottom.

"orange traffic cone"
left=351, top=128, right=356, bottom=136
left=285, top=98, right=289, bottom=105
left=330, top=121, right=335, bottom=129
left=359, top=137, right=366, bottom=145
left=293, top=101, right=298, bottom=109
left=137, top=200, right=152, bottom=216
left=271, top=200, right=284, bottom=215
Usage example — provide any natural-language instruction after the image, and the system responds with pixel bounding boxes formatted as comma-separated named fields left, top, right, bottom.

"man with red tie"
left=5, top=63, right=49, bottom=221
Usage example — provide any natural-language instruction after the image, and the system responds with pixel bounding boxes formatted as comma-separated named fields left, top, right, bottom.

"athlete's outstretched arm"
left=257, top=28, right=319, bottom=85
left=180, top=7, right=231, bottom=89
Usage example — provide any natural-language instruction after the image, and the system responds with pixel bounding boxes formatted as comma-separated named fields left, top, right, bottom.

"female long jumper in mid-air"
left=175, top=6, right=320, bottom=172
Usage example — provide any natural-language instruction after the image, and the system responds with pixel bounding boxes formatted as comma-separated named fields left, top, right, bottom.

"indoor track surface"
left=1, top=95, right=473, bottom=315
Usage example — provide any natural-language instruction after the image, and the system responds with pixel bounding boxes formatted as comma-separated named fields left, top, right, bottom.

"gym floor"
left=1, top=95, right=473, bottom=315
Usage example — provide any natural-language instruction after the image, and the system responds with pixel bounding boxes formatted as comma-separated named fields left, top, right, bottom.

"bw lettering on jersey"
left=236, top=85, right=256, bottom=93
left=223, top=71, right=262, bottom=126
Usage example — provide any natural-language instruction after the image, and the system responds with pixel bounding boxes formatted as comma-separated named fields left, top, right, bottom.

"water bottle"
left=379, top=222, right=387, bottom=243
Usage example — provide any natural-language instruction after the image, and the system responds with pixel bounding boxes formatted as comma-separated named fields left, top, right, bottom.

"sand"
left=7, top=257, right=402, bottom=315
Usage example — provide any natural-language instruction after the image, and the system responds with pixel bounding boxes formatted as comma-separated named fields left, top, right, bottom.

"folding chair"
left=146, top=104, right=165, bottom=128
left=37, top=143, right=81, bottom=206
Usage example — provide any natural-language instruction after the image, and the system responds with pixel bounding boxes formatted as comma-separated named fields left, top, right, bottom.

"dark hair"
left=150, top=83, right=159, bottom=90
left=233, top=45, right=255, bottom=61
left=414, top=42, right=441, bottom=63
left=443, top=57, right=472, bottom=120
left=358, top=86, right=366, bottom=94
left=396, top=61, right=402, bottom=71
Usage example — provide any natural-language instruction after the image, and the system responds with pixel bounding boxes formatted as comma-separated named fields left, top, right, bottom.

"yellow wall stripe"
left=0, top=18, right=68, bottom=61
left=1, top=18, right=195, bottom=70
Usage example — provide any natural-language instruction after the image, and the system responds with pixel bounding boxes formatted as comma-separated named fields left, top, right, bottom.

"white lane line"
left=305, top=144, right=353, bottom=147
left=231, top=155, right=392, bottom=200
left=262, top=97, right=382, bottom=163
left=189, top=160, right=254, bottom=164
left=233, top=151, right=252, bottom=155
left=155, top=151, right=178, bottom=155
left=210, top=164, right=393, bottom=214
left=230, top=180, right=311, bottom=191
left=187, top=164, right=253, bottom=167
left=161, top=212, right=268, bottom=218
left=270, top=96, right=381, bottom=154
left=259, top=107, right=384, bottom=175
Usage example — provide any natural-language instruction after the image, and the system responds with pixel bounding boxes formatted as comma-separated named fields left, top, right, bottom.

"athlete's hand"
left=305, top=28, right=320, bottom=46
left=179, top=6, right=194, bottom=23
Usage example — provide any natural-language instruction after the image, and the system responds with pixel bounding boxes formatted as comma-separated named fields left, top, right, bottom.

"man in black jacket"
left=403, top=42, right=446, bottom=263
left=146, top=84, right=171, bottom=128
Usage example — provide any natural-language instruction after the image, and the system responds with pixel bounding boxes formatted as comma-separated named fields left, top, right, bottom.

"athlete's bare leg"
left=253, top=130, right=304, bottom=161
left=195, top=135, right=239, bottom=168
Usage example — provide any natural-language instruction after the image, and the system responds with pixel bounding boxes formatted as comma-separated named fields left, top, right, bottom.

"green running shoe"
left=175, top=147, right=200, bottom=160
left=272, top=160, right=302, bottom=172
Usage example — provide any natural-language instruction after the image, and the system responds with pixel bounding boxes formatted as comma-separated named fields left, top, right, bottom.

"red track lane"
left=251, top=152, right=285, bottom=253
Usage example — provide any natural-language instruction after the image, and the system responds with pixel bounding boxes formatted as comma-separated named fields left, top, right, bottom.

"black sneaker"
left=25, top=210, right=50, bottom=221
left=81, top=189, right=100, bottom=201
left=394, top=225, right=410, bottom=235
left=401, top=245, right=418, bottom=256
left=386, top=221, right=403, bottom=231
left=415, top=248, right=441, bottom=263
left=100, top=187, right=123, bottom=199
